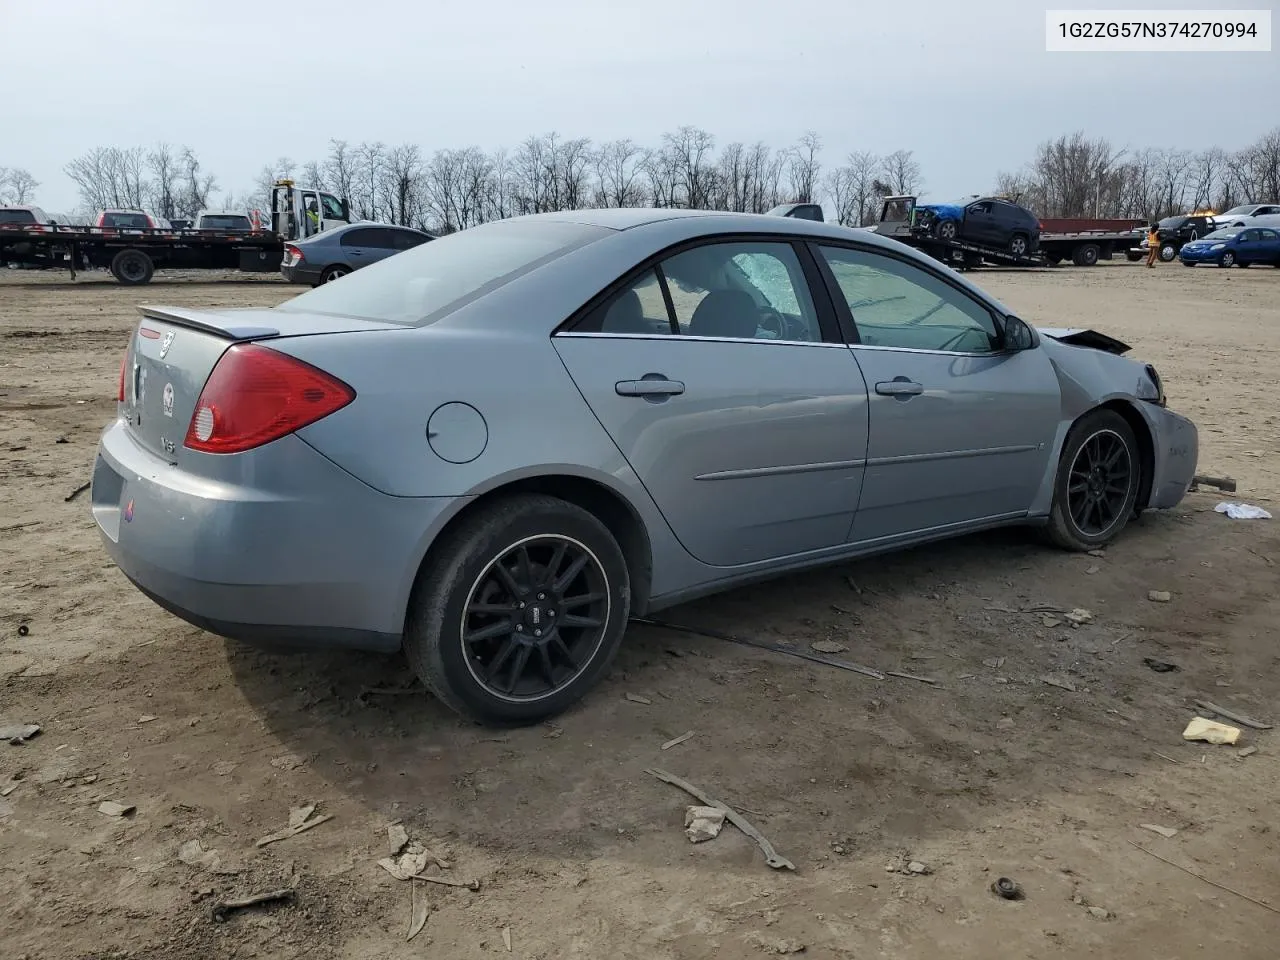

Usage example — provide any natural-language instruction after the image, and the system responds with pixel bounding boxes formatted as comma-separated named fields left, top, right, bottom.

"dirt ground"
left=2, top=260, right=1279, bottom=960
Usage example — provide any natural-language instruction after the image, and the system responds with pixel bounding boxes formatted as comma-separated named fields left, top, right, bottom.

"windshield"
left=0, top=209, right=36, bottom=224
left=1204, top=228, right=1240, bottom=241
left=103, top=212, right=150, bottom=229
left=277, top=218, right=613, bottom=326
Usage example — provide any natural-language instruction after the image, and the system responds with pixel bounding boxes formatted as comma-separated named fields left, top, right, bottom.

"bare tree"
left=879, top=149, right=923, bottom=195
left=787, top=131, right=822, bottom=204
left=65, top=146, right=148, bottom=210
left=177, top=148, right=215, bottom=218
left=827, top=150, right=880, bottom=225
left=593, top=139, right=646, bottom=208
left=663, top=126, right=717, bottom=208
left=324, top=139, right=357, bottom=206
left=0, top=166, right=39, bottom=204
left=147, top=143, right=179, bottom=219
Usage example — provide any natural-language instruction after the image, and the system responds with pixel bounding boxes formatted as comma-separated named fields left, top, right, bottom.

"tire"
left=1159, top=243, right=1177, bottom=262
left=934, top=219, right=958, bottom=241
left=320, top=264, right=350, bottom=283
left=1009, top=233, right=1030, bottom=257
left=110, top=248, right=154, bottom=285
left=1219, top=251, right=1235, bottom=268
left=1072, top=243, right=1100, bottom=267
left=404, top=494, right=631, bottom=725
left=1044, top=409, right=1141, bottom=551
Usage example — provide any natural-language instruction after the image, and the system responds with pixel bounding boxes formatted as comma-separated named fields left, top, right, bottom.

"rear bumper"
left=92, top=418, right=461, bottom=652
left=280, top=263, right=321, bottom=285
left=1144, top=405, right=1199, bottom=510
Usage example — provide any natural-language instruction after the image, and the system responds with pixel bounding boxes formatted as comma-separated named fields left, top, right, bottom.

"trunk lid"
left=121, top=305, right=397, bottom=464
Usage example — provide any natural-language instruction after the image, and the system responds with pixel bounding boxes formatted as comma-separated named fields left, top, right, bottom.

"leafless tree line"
left=996, top=129, right=1280, bottom=220
left=0, top=166, right=40, bottom=205
left=33, top=124, right=1280, bottom=230
left=61, top=144, right=216, bottom=220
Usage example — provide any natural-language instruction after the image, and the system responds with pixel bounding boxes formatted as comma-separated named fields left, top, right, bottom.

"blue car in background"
left=1179, top=226, right=1280, bottom=268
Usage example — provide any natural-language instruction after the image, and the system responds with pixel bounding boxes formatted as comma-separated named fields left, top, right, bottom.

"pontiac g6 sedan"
left=92, top=209, right=1198, bottom=724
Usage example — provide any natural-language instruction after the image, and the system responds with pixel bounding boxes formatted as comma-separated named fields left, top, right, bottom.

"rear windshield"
left=200, top=215, right=252, bottom=230
left=103, top=212, right=150, bottom=229
left=277, top=219, right=613, bottom=326
left=1158, top=216, right=1188, bottom=229
left=0, top=209, right=37, bottom=224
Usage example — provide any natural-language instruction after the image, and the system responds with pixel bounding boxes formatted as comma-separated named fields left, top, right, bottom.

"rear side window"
left=0, top=209, right=36, bottom=224
left=279, top=219, right=612, bottom=326
left=340, top=227, right=380, bottom=247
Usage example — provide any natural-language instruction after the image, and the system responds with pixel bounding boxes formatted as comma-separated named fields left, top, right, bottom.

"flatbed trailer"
left=870, top=197, right=1146, bottom=269
left=0, top=179, right=354, bottom=284
left=0, top=222, right=286, bottom=284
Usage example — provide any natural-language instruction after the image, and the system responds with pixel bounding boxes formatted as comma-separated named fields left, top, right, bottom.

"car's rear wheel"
left=1219, top=251, right=1235, bottom=268
left=1010, top=233, right=1030, bottom=257
left=320, top=265, right=350, bottom=283
left=404, top=494, right=630, bottom=725
left=934, top=219, right=958, bottom=241
left=1044, top=409, right=1140, bottom=551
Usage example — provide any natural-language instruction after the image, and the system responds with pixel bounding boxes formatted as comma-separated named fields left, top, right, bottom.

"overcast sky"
left=3, top=0, right=1277, bottom=214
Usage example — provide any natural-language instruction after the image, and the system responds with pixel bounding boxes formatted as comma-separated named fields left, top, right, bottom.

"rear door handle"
left=615, top=377, right=685, bottom=397
left=875, top=378, right=924, bottom=397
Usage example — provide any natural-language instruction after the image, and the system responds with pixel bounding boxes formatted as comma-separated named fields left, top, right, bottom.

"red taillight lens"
left=184, top=343, right=354, bottom=454
left=284, top=244, right=303, bottom=263
left=117, top=352, right=127, bottom=402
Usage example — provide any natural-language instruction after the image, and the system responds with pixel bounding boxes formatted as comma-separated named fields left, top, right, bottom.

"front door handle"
left=615, top=377, right=685, bottom=398
left=875, top=378, right=924, bottom=398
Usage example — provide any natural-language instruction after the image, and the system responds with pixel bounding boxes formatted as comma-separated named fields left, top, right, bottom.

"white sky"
left=3, top=0, right=1277, bottom=213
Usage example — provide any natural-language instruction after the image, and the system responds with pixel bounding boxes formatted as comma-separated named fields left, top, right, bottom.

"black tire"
left=934, top=219, right=958, bottom=241
left=404, top=494, right=631, bottom=725
left=110, top=248, right=154, bottom=285
left=1009, top=233, right=1030, bottom=258
left=320, top=264, right=350, bottom=284
left=1072, top=243, right=1100, bottom=267
left=1219, top=251, right=1235, bottom=268
left=1159, top=243, right=1177, bottom=262
left=1044, top=409, right=1141, bottom=551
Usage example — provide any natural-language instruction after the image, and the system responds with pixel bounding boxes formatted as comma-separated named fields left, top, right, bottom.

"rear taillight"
left=284, top=244, right=303, bottom=263
left=184, top=343, right=355, bottom=454
left=117, top=352, right=127, bottom=402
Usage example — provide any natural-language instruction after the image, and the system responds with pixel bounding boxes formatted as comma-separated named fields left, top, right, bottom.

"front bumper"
left=91, top=418, right=460, bottom=652
left=1144, top=405, right=1199, bottom=510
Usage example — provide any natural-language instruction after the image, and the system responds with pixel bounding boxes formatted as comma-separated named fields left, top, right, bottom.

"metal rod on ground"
left=1192, top=474, right=1237, bottom=493
left=631, top=618, right=886, bottom=681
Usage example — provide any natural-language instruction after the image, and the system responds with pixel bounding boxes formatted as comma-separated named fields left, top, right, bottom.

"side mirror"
left=341, top=198, right=351, bottom=222
left=1003, top=315, right=1035, bottom=351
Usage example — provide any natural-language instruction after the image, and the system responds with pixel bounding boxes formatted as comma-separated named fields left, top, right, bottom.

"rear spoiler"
left=1037, top=327, right=1131, bottom=355
left=138, top=305, right=280, bottom=341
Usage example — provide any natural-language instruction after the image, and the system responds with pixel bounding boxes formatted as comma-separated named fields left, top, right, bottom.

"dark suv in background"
left=1150, top=214, right=1214, bottom=261
left=915, top=196, right=1042, bottom=256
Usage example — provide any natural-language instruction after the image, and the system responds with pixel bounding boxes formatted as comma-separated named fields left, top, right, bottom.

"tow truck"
left=0, top=180, right=351, bottom=284
left=868, top=196, right=1146, bottom=269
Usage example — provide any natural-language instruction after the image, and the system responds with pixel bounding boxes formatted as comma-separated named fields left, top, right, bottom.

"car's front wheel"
left=1219, top=251, right=1236, bottom=268
left=1044, top=409, right=1141, bottom=551
left=404, top=494, right=631, bottom=725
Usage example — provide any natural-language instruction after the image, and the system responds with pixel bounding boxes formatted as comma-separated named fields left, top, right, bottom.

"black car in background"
left=915, top=196, right=1042, bottom=257
left=1151, top=214, right=1214, bottom=261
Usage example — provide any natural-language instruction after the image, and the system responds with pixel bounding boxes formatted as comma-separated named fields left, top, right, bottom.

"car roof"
left=500, top=207, right=907, bottom=247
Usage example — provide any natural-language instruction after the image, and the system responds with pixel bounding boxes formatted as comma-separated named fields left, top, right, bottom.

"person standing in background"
left=1146, top=223, right=1160, bottom=267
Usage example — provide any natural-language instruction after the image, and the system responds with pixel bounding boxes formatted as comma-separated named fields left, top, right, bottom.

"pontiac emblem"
left=159, top=331, right=175, bottom=359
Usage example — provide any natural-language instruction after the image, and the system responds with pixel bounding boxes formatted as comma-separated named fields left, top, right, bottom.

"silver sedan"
left=92, top=209, right=1199, bottom=724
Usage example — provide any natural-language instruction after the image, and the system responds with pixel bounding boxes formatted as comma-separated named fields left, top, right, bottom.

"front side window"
left=320, top=193, right=345, bottom=219
left=818, top=245, right=1000, bottom=354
